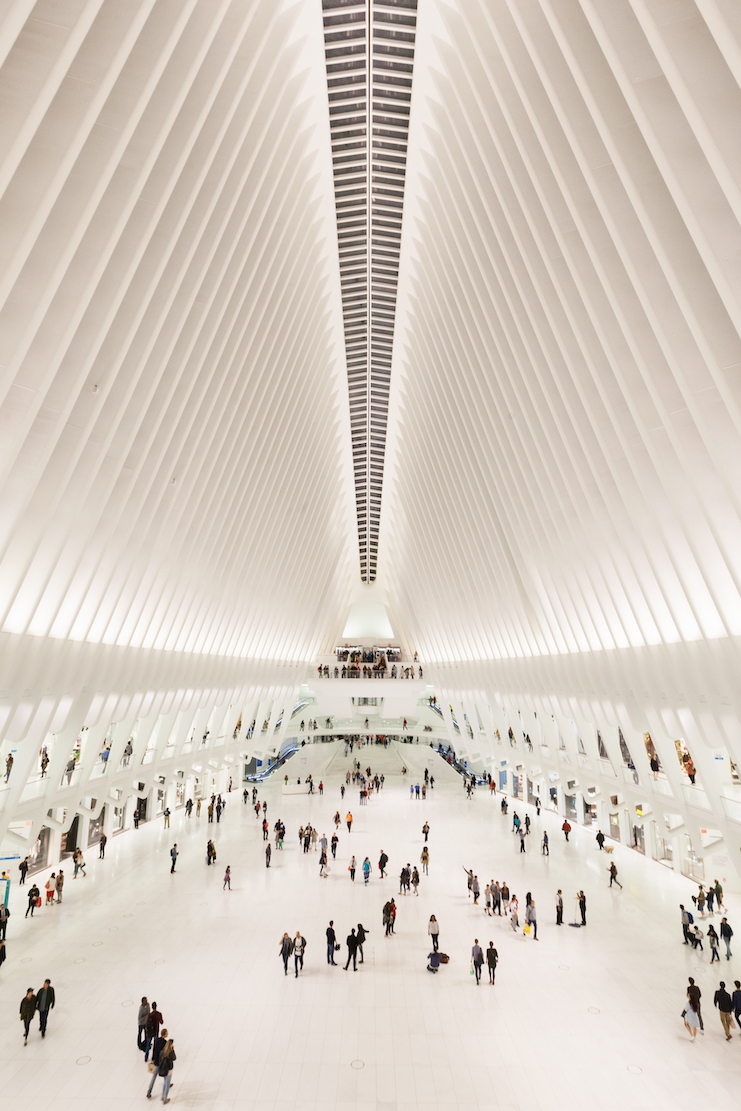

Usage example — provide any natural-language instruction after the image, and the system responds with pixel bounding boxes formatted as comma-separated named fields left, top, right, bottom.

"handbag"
left=334, top=943, right=340, bottom=950
left=148, top=1062, right=156, bottom=1073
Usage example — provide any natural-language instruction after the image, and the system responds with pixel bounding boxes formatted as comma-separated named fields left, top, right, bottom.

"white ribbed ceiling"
left=1, top=0, right=741, bottom=697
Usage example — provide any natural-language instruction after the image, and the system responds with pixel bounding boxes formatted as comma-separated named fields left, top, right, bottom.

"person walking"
left=163, top=808, right=170, bottom=829
left=687, top=978, right=704, bottom=1034
left=542, top=831, right=549, bottom=856
left=0, top=902, right=9, bottom=940
left=326, top=921, right=337, bottom=965
left=55, top=870, right=64, bottom=903
left=319, top=849, right=328, bottom=878
left=492, top=882, right=502, bottom=916
left=280, top=933, right=293, bottom=975
left=578, top=890, right=587, bottom=926
left=20, top=988, right=36, bottom=1045
left=99, top=833, right=107, bottom=859
left=680, top=905, right=691, bottom=944
left=137, top=997, right=150, bottom=1051
left=708, top=924, right=721, bottom=963
left=25, top=884, right=40, bottom=917
left=147, top=1037, right=176, bottom=1103
left=596, top=830, right=605, bottom=850
left=562, top=820, right=571, bottom=841
left=609, top=862, right=622, bottom=889
left=346, top=812, right=353, bottom=832
left=223, top=866, right=231, bottom=890
left=143, top=1002, right=163, bottom=1062
left=378, top=850, right=388, bottom=877
left=170, top=844, right=178, bottom=873
left=486, top=942, right=498, bottom=984
left=349, top=855, right=356, bottom=881
left=732, top=980, right=741, bottom=1033
left=484, top=884, right=492, bottom=915
left=362, top=857, right=371, bottom=885
left=720, top=918, right=733, bottom=960
left=422, top=822, right=430, bottom=842
left=471, top=940, right=484, bottom=985
left=556, top=889, right=563, bottom=925
left=411, top=866, right=420, bottom=895
left=428, top=915, right=440, bottom=952
left=420, top=846, right=429, bottom=875
left=19, top=857, right=29, bottom=884
left=683, top=990, right=699, bottom=1040
left=345, top=928, right=358, bottom=971
left=526, top=899, right=538, bottom=940
left=331, top=833, right=339, bottom=859
left=293, top=931, right=306, bottom=977
left=715, top=982, right=734, bottom=1040
left=265, top=843, right=272, bottom=868
left=36, top=979, right=55, bottom=1038
left=519, top=827, right=526, bottom=853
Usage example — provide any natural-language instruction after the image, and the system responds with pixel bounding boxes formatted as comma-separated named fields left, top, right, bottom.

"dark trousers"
left=580, top=909, right=586, bottom=925
left=556, top=906, right=563, bottom=925
left=294, top=953, right=303, bottom=976
left=473, top=961, right=482, bottom=983
left=138, top=1024, right=146, bottom=1050
left=23, top=1019, right=31, bottom=1039
left=493, top=900, right=501, bottom=916
left=431, top=934, right=439, bottom=951
left=39, top=1009, right=50, bottom=1034
left=282, top=954, right=290, bottom=975
left=682, top=924, right=690, bottom=943
left=345, top=948, right=357, bottom=970
left=0, top=922, right=6, bottom=940
left=488, top=965, right=496, bottom=983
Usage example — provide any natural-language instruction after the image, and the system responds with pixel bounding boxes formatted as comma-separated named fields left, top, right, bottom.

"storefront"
left=27, top=826, right=51, bottom=876
left=88, top=804, right=105, bottom=846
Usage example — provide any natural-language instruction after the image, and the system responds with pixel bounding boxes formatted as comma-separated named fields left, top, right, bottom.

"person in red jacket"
left=562, top=820, right=571, bottom=842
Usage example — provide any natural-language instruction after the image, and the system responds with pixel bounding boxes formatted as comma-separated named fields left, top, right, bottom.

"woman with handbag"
left=147, top=1037, right=176, bottom=1102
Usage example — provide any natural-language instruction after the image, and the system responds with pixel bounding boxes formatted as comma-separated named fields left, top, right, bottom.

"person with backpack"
left=147, top=1037, right=176, bottom=1102
left=680, top=904, right=692, bottom=944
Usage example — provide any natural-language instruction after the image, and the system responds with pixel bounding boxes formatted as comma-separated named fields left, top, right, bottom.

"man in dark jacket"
left=378, top=851, right=388, bottom=877
left=25, top=884, right=40, bottom=917
left=36, top=980, right=55, bottom=1037
left=715, top=982, right=734, bottom=1040
left=144, top=1001, right=163, bottom=1061
left=356, top=923, right=368, bottom=963
left=20, top=988, right=36, bottom=1044
left=326, top=921, right=337, bottom=965
left=720, top=918, right=733, bottom=960
left=345, top=928, right=358, bottom=971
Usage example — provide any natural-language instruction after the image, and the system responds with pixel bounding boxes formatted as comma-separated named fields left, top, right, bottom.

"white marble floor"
left=0, top=740, right=739, bottom=1111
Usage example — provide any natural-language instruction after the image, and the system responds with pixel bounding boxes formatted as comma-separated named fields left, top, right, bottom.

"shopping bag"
left=523, top=925, right=531, bottom=935
left=35, top=897, right=42, bottom=908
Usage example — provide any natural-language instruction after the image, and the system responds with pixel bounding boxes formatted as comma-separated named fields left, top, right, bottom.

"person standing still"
left=422, top=822, right=429, bottom=842
left=562, top=820, right=571, bottom=841
left=0, top=902, right=10, bottom=940
left=265, top=843, right=272, bottom=868
left=20, top=988, right=36, bottom=1045
left=36, top=980, right=55, bottom=1037
left=326, top=921, right=337, bottom=965
left=345, top=928, right=358, bottom=971
left=99, top=833, right=107, bottom=859
left=55, top=871, right=64, bottom=903
left=19, top=857, right=29, bottom=884
left=428, top=915, right=439, bottom=952
left=556, top=890, right=563, bottom=925
left=578, top=891, right=587, bottom=926
left=471, top=940, right=484, bottom=985
left=163, top=808, right=170, bottom=829
left=25, top=884, right=40, bottom=917
left=170, top=844, right=178, bottom=873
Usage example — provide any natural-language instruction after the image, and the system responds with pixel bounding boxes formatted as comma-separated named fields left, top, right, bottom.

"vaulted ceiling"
left=1, top=0, right=741, bottom=716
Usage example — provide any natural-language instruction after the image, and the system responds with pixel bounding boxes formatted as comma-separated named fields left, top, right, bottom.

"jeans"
left=725, top=940, right=733, bottom=959
left=327, top=944, right=335, bottom=964
left=294, top=953, right=303, bottom=976
left=147, top=1071, right=172, bottom=1100
left=358, top=944, right=364, bottom=962
left=282, top=953, right=290, bottom=974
